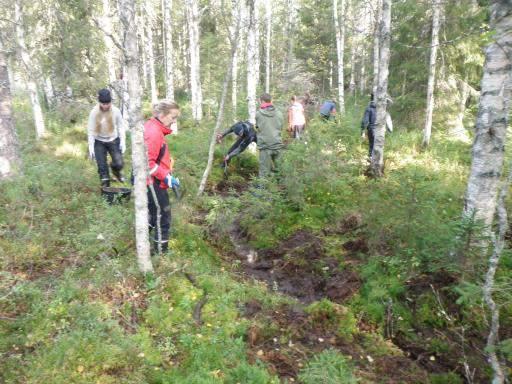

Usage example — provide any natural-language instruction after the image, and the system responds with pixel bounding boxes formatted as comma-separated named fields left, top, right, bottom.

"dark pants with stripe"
left=147, top=183, right=171, bottom=254
left=367, top=127, right=375, bottom=157
left=94, top=138, right=123, bottom=186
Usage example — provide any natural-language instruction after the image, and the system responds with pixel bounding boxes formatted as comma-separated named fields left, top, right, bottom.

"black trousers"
left=226, top=135, right=256, bottom=163
left=367, top=128, right=375, bottom=157
left=94, top=138, right=123, bottom=184
left=147, top=183, right=171, bottom=253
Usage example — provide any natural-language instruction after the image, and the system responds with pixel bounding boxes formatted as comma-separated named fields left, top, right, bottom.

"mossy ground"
left=1, top=96, right=511, bottom=383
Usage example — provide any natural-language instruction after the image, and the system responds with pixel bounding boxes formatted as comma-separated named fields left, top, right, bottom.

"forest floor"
left=1, top=97, right=511, bottom=383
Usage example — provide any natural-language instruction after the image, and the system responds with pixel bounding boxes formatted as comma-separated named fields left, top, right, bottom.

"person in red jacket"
left=144, top=100, right=180, bottom=254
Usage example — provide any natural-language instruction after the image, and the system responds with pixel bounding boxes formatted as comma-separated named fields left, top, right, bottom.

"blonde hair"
left=153, top=100, right=180, bottom=117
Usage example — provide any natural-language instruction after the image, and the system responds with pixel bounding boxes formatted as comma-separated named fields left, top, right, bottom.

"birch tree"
left=0, top=45, right=22, bottom=180
left=372, top=0, right=381, bottom=96
left=186, top=0, right=203, bottom=121
left=369, top=0, right=391, bottom=177
left=119, top=0, right=153, bottom=274
left=102, top=0, right=117, bottom=85
left=162, top=0, right=175, bottom=100
left=198, top=1, right=242, bottom=196
left=422, top=0, right=442, bottom=148
left=144, top=1, right=158, bottom=105
left=246, top=0, right=259, bottom=124
left=14, top=0, right=46, bottom=139
left=463, top=1, right=512, bottom=230
left=333, top=0, right=345, bottom=113
left=264, top=0, right=271, bottom=93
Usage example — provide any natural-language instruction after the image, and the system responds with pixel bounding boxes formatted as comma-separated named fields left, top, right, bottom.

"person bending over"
left=216, top=120, right=257, bottom=167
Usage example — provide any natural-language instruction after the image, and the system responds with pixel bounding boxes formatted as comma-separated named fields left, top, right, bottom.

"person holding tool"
left=144, top=100, right=181, bottom=255
left=216, top=120, right=257, bottom=168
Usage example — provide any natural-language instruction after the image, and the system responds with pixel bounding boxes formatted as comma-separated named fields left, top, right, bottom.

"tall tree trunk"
left=333, top=0, right=345, bottom=113
left=102, top=0, right=117, bottom=85
left=369, top=0, right=391, bottom=177
left=463, top=2, right=512, bottom=230
left=483, top=167, right=510, bottom=384
left=144, top=1, right=158, bottom=105
left=422, top=0, right=442, bottom=148
left=372, top=0, right=381, bottom=96
left=137, top=10, right=148, bottom=90
left=14, top=0, right=46, bottom=139
left=264, top=0, right=271, bottom=93
left=186, top=0, right=203, bottom=121
left=197, top=3, right=242, bottom=196
left=246, top=0, right=259, bottom=124
left=119, top=0, right=153, bottom=274
left=162, top=0, right=175, bottom=100
left=0, top=46, right=22, bottom=180
left=43, top=77, right=55, bottom=109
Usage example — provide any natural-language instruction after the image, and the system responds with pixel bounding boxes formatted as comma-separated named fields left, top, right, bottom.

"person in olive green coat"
left=255, top=93, right=284, bottom=178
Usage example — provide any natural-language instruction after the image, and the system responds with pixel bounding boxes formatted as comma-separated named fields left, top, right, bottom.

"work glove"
left=164, top=174, right=180, bottom=189
left=89, top=144, right=95, bottom=160
left=216, top=134, right=223, bottom=143
left=361, top=130, right=366, bottom=139
left=120, top=140, right=126, bottom=154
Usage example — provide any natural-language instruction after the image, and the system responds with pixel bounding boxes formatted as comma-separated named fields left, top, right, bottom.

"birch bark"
left=246, top=0, right=259, bottom=124
left=0, top=45, right=22, bottom=180
left=102, top=0, right=117, bottom=85
left=119, top=0, right=153, bottom=274
left=14, top=0, right=46, bottom=139
left=333, top=0, right=345, bottom=113
left=463, top=2, right=512, bottom=229
left=369, top=0, right=391, bottom=177
left=372, top=0, right=381, bottom=96
left=422, top=0, right=442, bottom=148
left=163, top=0, right=175, bottom=100
left=264, top=0, right=271, bottom=93
left=186, top=0, right=203, bottom=121
left=144, top=1, right=158, bottom=105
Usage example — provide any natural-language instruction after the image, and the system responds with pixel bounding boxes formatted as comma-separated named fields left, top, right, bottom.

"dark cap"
left=98, top=88, right=112, bottom=103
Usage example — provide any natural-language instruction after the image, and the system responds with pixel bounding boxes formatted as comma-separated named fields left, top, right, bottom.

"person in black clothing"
left=361, top=94, right=377, bottom=158
left=216, top=121, right=257, bottom=167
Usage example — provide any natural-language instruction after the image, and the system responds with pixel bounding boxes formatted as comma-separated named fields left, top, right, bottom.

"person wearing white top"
left=87, top=89, right=126, bottom=187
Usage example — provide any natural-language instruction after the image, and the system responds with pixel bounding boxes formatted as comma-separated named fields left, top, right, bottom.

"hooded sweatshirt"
left=144, top=117, right=174, bottom=189
left=255, top=104, right=284, bottom=150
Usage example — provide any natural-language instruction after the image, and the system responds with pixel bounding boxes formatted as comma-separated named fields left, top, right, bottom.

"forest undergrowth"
left=1, top=97, right=511, bottom=383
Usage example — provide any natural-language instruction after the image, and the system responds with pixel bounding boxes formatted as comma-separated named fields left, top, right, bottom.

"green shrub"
left=298, top=349, right=357, bottom=384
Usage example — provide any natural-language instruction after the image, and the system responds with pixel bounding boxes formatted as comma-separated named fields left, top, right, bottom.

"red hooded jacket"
left=144, top=117, right=174, bottom=189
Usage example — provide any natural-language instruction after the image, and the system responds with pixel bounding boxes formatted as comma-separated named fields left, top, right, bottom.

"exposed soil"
left=238, top=229, right=361, bottom=304
left=243, top=302, right=431, bottom=383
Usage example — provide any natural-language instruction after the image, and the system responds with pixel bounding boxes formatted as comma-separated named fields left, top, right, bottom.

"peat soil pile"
left=236, top=229, right=361, bottom=304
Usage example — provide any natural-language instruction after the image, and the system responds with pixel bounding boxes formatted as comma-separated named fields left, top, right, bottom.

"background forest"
left=1, top=0, right=512, bottom=383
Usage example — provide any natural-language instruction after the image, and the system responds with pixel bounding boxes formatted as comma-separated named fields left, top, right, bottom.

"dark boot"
left=101, top=178, right=110, bottom=188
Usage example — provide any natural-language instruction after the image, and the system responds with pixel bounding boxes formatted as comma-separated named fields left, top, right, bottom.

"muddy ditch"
left=230, top=228, right=361, bottom=304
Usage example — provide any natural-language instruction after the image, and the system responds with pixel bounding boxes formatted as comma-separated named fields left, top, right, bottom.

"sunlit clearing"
left=55, top=141, right=83, bottom=158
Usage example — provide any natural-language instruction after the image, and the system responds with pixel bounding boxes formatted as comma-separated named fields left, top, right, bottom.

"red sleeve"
left=146, top=130, right=168, bottom=181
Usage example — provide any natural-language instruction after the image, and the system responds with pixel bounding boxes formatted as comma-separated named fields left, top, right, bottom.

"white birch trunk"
left=359, top=46, right=367, bottom=93
left=246, top=0, right=259, bottom=124
left=264, top=0, right=271, bottom=93
left=483, top=168, right=510, bottom=384
left=162, top=0, right=175, bottom=100
left=369, top=0, right=391, bottom=177
left=333, top=0, right=345, bottom=113
left=119, top=0, right=153, bottom=274
left=102, top=0, right=117, bottom=85
left=137, top=11, right=148, bottom=90
left=372, top=0, right=381, bottom=97
left=422, top=0, right=441, bottom=148
left=43, top=77, right=55, bottom=109
left=349, top=42, right=357, bottom=96
left=144, top=2, right=158, bottom=105
left=463, top=2, right=512, bottom=229
left=0, top=44, right=22, bottom=180
left=14, top=0, right=45, bottom=140
left=232, top=41, right=239, bottom=119
left=197, top=4, right=242, bottom=196
left=186, top=0, right=203, bottom=121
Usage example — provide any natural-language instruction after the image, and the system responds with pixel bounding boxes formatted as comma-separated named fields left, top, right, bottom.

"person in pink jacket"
left=287, top=95, right=306, bottom=139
